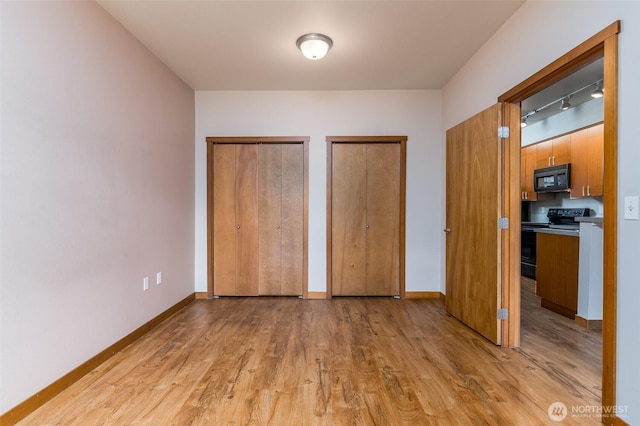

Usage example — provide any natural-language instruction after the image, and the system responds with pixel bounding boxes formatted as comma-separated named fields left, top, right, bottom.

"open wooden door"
left=445, top=104, right=507, bottom=345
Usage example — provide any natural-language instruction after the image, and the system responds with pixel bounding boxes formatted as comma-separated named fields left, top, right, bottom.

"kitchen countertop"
left=576, top=216, right=603, bottom=224
left=535, top=227, right=580, bottom=237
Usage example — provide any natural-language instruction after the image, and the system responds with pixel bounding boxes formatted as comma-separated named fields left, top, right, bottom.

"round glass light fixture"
left=296, top=33, right=333, bottom=60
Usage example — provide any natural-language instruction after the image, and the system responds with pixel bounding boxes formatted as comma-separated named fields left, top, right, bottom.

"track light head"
left=591, top=81, right=604, bottom=98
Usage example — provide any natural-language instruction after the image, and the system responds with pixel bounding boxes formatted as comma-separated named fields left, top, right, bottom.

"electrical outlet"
left=156, top=272, right=162, bottom=285
left=143, top=276, right=150, bottom=291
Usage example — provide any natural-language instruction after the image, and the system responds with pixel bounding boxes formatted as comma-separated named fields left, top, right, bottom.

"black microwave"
left=533, top=163, right=571, bottom=193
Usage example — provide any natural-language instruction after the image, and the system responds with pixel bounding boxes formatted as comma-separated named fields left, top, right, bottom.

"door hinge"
left=498, top=308, right=508, bottom=320
left=498, top=217, right=509, bottom=229
left=498, top=126, right=510, bottom=138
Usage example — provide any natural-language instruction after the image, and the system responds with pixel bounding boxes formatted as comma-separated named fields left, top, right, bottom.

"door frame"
left=205, top=136, right=310, bottom=298
left=326, top=136, right=407, bottom=298
left=498, top=21, right=620, bottom=418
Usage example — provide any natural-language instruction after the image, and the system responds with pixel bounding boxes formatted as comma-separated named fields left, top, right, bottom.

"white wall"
left=0, top=1, right=195, bottom=413
left=442, top=1, right=640, bottom=422
left=195, top=90, right=442, bottom=294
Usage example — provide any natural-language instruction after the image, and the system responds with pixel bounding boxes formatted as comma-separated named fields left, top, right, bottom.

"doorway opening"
left=499, top=21, right=619, bottom=418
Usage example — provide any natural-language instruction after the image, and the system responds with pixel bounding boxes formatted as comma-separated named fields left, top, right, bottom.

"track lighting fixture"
left=522, top=78, right=602, bottom=127
left=591, top=81, right=604, bottom=98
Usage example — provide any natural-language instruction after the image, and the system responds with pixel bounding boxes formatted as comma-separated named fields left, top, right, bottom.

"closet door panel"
left=212, top=145, right=237, bottom=296
left=281, top=144, right=304, bottom=295
left=332, top=144, right=367, bottom=295
left=235, top=144, right=259, bottom=296
left=366, top=144, right=401, bottom=295
left=258, top=144, right=283, bottom=295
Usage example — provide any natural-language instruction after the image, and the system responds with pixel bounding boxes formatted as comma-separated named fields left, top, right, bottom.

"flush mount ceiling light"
left=560, top=96, right=571, bottom=111
left=296, top=33, right=333, bottom=60
left=591, top=81, right=604, bottom=98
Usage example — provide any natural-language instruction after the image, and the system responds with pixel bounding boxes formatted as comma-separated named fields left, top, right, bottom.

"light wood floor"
left=18, top=279, right=602, bottom=425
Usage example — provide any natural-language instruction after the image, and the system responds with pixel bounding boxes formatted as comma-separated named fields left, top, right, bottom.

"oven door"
left=521, top=228, right=537, bottom=279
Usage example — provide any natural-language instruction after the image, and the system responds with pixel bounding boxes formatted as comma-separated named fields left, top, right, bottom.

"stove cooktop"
left=547, top=207, right=590, bottom=226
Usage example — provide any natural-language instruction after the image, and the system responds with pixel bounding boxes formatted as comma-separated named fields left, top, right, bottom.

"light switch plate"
left=624, top=196, right=639, bottom=220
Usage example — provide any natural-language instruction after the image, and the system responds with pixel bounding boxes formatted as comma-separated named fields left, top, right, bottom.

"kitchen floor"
left=519, top=276, right=602, bottom=404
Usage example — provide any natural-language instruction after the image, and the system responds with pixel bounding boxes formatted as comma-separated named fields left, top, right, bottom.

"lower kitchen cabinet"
left=536, top=232, right=579, bottom=319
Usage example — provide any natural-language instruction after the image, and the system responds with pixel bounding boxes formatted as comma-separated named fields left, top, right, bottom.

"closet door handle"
left=236, top=225, right=241, bottom=230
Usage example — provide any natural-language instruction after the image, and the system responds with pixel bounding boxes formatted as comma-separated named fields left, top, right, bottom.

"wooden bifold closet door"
left=327, top=137, right=406, bottom=297
left=207, top=138, right=308, bottom=297
left=258, top=144, right=304, bottom=295
left=212, top=144, right=259, bottom=296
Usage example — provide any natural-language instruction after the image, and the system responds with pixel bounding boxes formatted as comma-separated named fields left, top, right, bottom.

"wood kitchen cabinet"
left=535, top=134, right=571, bottom=169
left=536, top=232, right=579, bottom=319
left=209, top=140, right=306, bottom=297
left=520, top=144, right=538, bottom=201
left=570, top=123, right=604, bottom=198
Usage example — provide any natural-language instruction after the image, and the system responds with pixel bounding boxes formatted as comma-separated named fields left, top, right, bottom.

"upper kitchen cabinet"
left=535, top=134, right=571, bottom=169
left=570, top=123, right=604, bottom=198
left=521, top=144, right=538, bottom=201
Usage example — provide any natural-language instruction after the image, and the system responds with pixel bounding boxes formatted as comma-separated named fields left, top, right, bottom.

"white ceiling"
left=97, top=0, right=525, bottom=91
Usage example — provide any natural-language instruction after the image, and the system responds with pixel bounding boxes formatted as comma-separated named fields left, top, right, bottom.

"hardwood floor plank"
left=16, top=283, right=602, bottom=425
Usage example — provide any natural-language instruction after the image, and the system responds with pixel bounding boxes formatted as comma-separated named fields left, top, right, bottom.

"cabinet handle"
left=444, top=228, right=451, bottom=234
left=365, top=224, right=370, bottom=229
left=587, top=186, right=591, bottom=196
left=582, top=186, right=585, bottom=197
left=552, top=155, right=556, bottom=165
left=548, top=157, right=551, bottom=166
left=236, top=225, right=240, bottom=230
left=276, top=224, right=281, bottom=229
